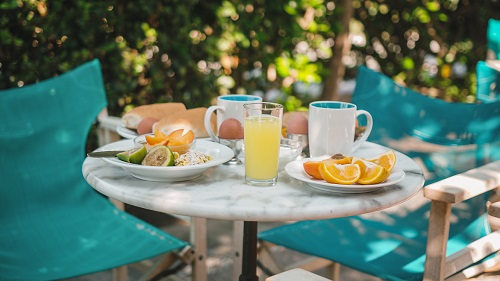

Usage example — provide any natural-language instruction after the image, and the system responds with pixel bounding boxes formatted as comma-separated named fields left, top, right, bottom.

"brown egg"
left=287, top=113, right=308, bottom=134
left=137, top=117, right=159, bottom=135
left=218, top=118, right=244, bottom=139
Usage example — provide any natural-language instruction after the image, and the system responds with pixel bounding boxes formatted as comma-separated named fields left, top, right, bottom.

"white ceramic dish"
left=116, top=125, right=138, bottom=139
left=278, top=138, right=303, bottom=171
left=100, top=139, right=234, bottom=182
left=285, top=157, right=405, bottom=193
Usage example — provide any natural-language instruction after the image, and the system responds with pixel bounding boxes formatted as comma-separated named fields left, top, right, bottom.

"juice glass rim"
left=243, top=102, right=283, bottom=110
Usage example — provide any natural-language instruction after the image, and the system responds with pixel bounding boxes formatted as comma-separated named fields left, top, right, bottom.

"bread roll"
left=153, top=107, right=217, bottom=138
left=122, top=103, right=186, bottom=129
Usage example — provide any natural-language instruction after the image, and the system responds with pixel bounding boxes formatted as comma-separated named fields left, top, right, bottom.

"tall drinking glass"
left=243, top=102, right=283, bottom=186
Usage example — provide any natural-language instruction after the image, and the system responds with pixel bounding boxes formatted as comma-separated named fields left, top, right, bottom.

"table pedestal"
left=239, top=221, right=258, bottom=281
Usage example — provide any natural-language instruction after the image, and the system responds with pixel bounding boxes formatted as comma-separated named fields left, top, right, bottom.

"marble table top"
left=83, top=141, right=424, bottom=222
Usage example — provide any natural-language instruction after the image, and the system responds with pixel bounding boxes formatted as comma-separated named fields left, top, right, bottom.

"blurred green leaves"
left=1, top=0, right=499, bottom=117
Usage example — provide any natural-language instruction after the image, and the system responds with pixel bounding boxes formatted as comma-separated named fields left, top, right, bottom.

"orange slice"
left=303, top=156, right=353, bottom=180
left=281, top=128, right=288, bottom=138
left=303, top=161, right=324, bottom=180
left=166, top=129, right=185, bottom=140
left=145, top=130, right=168, bottom=145
left=318, top=163, right=361, bottom=185
left=352, top=157, right=390, bottom=185
left=167, top=129, right=194, bottom=146
left=364, top=150, right=396, bottom=172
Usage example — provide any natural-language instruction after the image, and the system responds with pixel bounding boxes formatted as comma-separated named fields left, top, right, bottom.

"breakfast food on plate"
left=142, top=145, right=175, bottom=166
left=364, top=150, right=396, bottom=172
left=153, top=107, right=216, bottom=138
left=145, top=129, right=195, bottom=154
left=117, top=128, right=212, bottom=167
left=175, top=151, right=212, bottom=166
left=351, top=157, right=390, bottom=185
left=319, top=163, right=361, bottom=185
left=116, top=146, right=147, bottom=164
left=122, top=102, right=187, bottom=129
left=302, top=154, right=353, bottom=180
left=218, top=118, right=244, bottom=139
left=303, top=151, right=395, bottom=185
left=136, top=117, right=159, bottom=135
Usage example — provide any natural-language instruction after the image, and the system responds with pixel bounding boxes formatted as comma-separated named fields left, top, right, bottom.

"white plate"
left=285, top=157, right=405, bottom=193
left=116, top=125, right=139, bottom=139
left=100, top=139, right=234, bottom=182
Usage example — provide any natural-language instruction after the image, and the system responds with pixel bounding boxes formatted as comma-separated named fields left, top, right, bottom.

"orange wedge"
left=281, top=127, right=288, bottom=138
left=364, top=150, right=396, bottom=172
left=303, top=156, right=353, bottom=180
left=352, top=157, right=390, bottom=185
left=318, top=163, right=361, bottom=185
left=303, top=161, right=324, bottom=180
left=145, top=130, right=168, bottom=145
left=167, top=129, right=195, bottom=146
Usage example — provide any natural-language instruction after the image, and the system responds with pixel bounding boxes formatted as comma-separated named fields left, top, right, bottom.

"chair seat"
left=259, top=192, right=491, bottom=281
left=0, top=189, right=187, bottom=280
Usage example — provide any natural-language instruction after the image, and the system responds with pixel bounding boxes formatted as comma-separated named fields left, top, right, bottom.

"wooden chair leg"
left=112, top=266, right=128, bottom=281
left=331, top=262, right=340, bottom=281
left=423, top=200, right=452, bottom=281
left=191, top=217, right=208, bottom=281
left=232, top=221, right=244, bottom=280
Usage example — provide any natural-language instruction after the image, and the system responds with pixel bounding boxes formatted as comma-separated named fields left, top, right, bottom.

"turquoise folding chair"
left=258, top=66, right=500, bottom=281
left=487, top=18, right=500, bottom=60
left=0, top=59, right=191, bottom=280
left=477, top=19, right=500, bottom=103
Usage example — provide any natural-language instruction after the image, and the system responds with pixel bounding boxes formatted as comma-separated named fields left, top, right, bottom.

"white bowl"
left=100, top=139, right=234, bottom=182
left=278, top=138, right=303, bottom=171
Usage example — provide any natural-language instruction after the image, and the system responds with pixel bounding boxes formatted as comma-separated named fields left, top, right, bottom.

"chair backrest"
left=352, top=66, right=500, bottom=243
left=352, top=66, right=500, bottom=184
left=487, top=18, right=500, bottom=59
left=476, top=61, right=500, bottom=103
left=0, top=59, right=106, bottom=213
left=0, top=59, right=188, bottom=280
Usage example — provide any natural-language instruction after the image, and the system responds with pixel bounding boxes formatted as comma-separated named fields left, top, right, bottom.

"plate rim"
left=116, top=124, right=139, bottom=139
left=100, top=139, right=234, bottom=172
left=284, top=156, right=405, bottom=192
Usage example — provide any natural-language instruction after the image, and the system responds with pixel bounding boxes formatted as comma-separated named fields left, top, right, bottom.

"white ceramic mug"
left=308, top=101, right=373, bottom=157
left=204, top=95, right=262, bottom=142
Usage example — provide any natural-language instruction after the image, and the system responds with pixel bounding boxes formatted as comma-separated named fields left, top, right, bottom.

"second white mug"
left=204, top=94, right=262, bottom=142
left=308, top=101, right=373, bottom=157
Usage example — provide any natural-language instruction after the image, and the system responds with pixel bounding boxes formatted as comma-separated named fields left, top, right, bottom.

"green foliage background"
left=1, top=0, right=499, bottom=118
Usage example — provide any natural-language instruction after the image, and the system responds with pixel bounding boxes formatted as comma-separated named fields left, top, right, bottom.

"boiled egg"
left=286, top=112, right=308, bottom=135
left=218, top=118, right=244, bottom=139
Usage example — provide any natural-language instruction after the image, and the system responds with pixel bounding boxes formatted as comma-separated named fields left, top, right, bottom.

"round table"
left=83, top=140, right=425, bottom=281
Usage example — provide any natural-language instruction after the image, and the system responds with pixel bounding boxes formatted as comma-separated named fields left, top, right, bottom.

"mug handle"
left=204, top=105, right=223, bottom=142
left=352, top=110, right=373, bottom=152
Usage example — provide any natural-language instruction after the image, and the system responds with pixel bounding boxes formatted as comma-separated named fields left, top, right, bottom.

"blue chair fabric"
left=353, top=66, right=500, bottom=183
left=258, top=66, right=500, bottom=281
left=0, top=59, right=188, bottom=280
left=488, top=18, right=500, bottom=59
left=477, top=19, right=500, bottom=103
left=476, top=61, right=500, bottom=103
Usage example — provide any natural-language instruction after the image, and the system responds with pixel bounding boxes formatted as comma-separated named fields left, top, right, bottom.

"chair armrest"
left=488, top=201, right=500, bottom=218
left=98, top=109, right=122, bottom=131
left=424, top=161, right=500, bottom=203
left=96, top=109, right=122, bottom=146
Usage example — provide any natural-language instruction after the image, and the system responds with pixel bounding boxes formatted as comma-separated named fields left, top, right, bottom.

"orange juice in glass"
left=243, top=102, right=283, bottom=186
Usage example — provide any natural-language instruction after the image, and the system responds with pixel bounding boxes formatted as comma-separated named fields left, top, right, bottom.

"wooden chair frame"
left=96, top=111, right=208, bottom=281
left=257, top=161, right=500, bottom=281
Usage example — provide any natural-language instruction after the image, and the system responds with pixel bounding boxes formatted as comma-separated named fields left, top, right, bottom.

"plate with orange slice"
left=285, top=152, right=405, bottom=193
